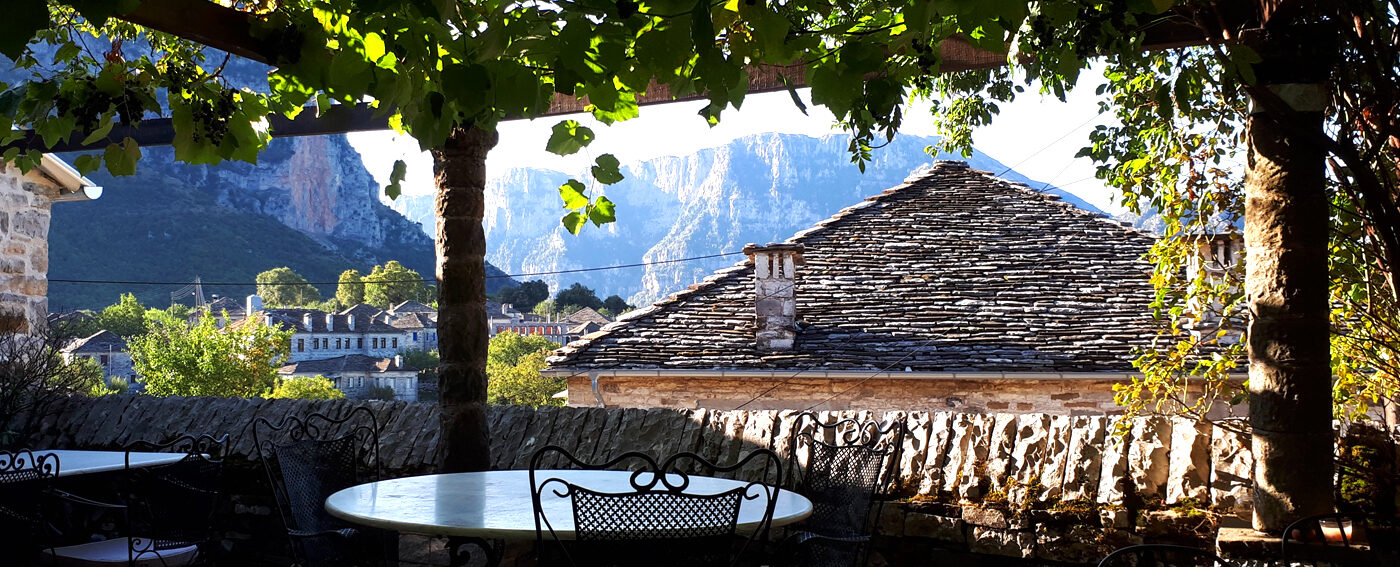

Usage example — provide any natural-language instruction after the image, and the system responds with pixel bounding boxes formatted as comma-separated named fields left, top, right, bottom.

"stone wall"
left=570, top=375, right=1130, bottom=414
left=29, top=396, right=1392, bottom=565
left=0, top=163, right=59, bottom=331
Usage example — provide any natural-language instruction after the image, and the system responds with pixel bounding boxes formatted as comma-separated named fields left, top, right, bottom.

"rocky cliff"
left=394, top=133, right=1102, bottom=305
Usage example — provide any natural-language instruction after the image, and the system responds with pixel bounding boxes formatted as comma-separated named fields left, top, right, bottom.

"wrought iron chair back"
left=783, top=412, right=905, bottom=567
left=252, top=407, right=382, bottom=567
left=530, top=444, right=783, bottom=567
left=1097, top=544, right=1236, bottom=567
left=0, top=450, right=59, bottom=561
left=121, top=433, right=228, bottom=565
left=1282, top=513, right=1400, bottom=567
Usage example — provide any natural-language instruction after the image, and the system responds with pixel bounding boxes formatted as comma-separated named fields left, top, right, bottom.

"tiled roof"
left=256, top=309, right=400, bottom=334
left=278, top=354, right=417, bottom=375
left=565, top=307, right=612, bottom=325
left=65, top=330, right=126, bottom=354
left=205, top=297, right=244, bottom=315
left=547, top=162, right=1163, bottom=373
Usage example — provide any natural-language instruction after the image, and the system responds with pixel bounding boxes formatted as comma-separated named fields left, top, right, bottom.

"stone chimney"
left=326, top=313, right=335, bottom=332
left=265, top=314, right=275, bottom=327
left=394, top=354, right=403, bottom=369
left=302, top=313, right=313, bottom=329
left=743, top=243, right=804, bottom=350
left=348, top=314, right=357, bottom=331
left=246, top=294, right=263, bottom=315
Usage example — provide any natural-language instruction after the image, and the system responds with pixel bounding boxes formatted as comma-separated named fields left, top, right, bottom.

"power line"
left=995, top=108, right=1109, bottom=178
left=47, top=251, right=747, bottom=287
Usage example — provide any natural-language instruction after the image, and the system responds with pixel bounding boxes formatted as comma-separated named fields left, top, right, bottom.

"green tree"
left=487, top=332, right=563, bottom=407
left=143, top=303, right=191, bottom=329
left=256, top=267, right=321, bottom=307
left=129, top=314, right=292, bottom=398
left=402, top=349, right=440, bottom=396
left=365, top=385, right=398, bottom=401
left=97, top=293, right=148, bottom=338
left=336, top=269, right=366, bottom=306
left=0, top=315, right=105, bottom=445
left=363, top=261, right=426, bottom=309
left=600, top=295, right=631, bottom=316
left=267, top=376, right=346, bottom=400
left=498, top=280, right=550, bottom=313
left=554, top=283, right=603, bottom=313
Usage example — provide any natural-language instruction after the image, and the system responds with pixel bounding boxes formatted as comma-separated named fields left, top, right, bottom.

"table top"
left=33, top=450, right=188, bottom=477
left=325, top=470, right=813, bottom=540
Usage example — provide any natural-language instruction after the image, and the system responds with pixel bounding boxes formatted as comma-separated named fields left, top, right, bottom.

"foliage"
left=364, top=385, right=397, bottom=401
left=97, top=293, right=148, bottom=338
left=0, top=315, right=104, bottom=447
left=495, top=280, right=549, bottom=313
left=554, top=283, right=604, bottom=312
left=267, top=376, right=346, bottom=400
left=600, top=295, right=632, bottom=316
left=531, top=300, right=556, bottom=318
left=104, top=375, right=129, bottom=396
left=363, top=260, right=426, bottom=309
left=143, top=304, right=189, bottom=329
left=487, top=331, right=563, bottom=407
left=336, top=269, right=365, bottom=306
left=256, top=266, right=322, bottom=307
left=402, top=348, right=439, bottom=392
left=128, top=313, right=292, bottom=397
left=49, top=310, right=100, bottom=338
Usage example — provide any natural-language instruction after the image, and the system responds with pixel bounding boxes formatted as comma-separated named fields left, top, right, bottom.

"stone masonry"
left=0, top=162, right=61, bottom=331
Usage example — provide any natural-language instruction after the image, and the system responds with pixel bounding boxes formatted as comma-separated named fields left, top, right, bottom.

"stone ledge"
left=1217, top=526, right=1281, bottom=561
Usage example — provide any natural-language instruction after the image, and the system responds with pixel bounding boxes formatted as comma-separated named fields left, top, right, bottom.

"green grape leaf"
left=558, top=179, right=590, bottom=209
left=562, top=211, right=586, bottom=235
left=385, top=159, right=407, bottom=200
left=588, top=196, right=617, bottom=226
left=591, top=154, right=624, bottom=185
left=546, top=120, right=595, bottom=155
left=72, top=154, right=101, bottom=176
left=103, top=137, right=141, bottom=176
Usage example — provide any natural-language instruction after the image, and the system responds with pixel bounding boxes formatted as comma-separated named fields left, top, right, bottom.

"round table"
left=325, top=469, right=812, bottom=540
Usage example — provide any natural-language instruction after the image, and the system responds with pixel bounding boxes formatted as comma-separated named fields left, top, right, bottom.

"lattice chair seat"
left=43, top=537, right=200, bottom=567
left=1097, top=544, right=1236, bottom=567
left=0, top=450, right=60, bottom=562
left=531, top=445, right=782, bottom=567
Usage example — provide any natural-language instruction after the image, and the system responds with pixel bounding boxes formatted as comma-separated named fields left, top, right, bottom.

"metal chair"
left=1097, top=544, right=1236, bottom=567
left=1282, top=513, right=1400, bottom=567
left=530, top=444, right=783, bottom=567
left=0, top=450, right=59, bottom=564
left=782, top=412, right=905, bottom=567
left=42, top=434, right=227, bottom=567
left=253, top=407, right=388, bottom=567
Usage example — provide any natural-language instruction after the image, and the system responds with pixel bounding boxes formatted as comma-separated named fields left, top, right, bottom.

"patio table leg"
left=447, top=536, right=503, bottom=567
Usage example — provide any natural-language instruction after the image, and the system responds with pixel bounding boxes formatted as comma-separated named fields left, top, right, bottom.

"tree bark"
left=433, top=126, right=498, bottom=473
left=1245, top=24, right=1335, bottom=532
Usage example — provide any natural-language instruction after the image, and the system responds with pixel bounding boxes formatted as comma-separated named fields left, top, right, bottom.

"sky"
left=347, top=69, right=1127, bottom=214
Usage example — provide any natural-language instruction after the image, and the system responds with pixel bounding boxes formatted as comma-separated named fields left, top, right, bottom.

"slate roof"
left=390, top=312, right=437, bottom=330
left=65, top=330, right=127, bottom=354
left=390, top=300, right=435, bottom=314
left=278, top=354, right=416, bottom=375
left=565, top=307, right=612, bottom=326
left=547, top=161, right=1163, bottom=373
left=205, top=297, right=245, bottom=316
left=256, top=309, right=400, bottom=334
left=339, top=303, right=386, bottom=322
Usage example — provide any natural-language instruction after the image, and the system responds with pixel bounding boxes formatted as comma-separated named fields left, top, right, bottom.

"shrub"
left=267, top=376, right=347, bottom=400
left=365, top=385, right=397, bottom=401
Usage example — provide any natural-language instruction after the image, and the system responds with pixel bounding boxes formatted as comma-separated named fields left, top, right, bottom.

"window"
left=413, top=332, right=418, bottom=341
left=357, top=377, right=363, bottom=388
left=297, top=339, right=304, bottom=352
left=392, top=338, right=398, bottom=348
left=358, top=337, right=364, bottom=349
left=336, top=338, right=343, bottom=349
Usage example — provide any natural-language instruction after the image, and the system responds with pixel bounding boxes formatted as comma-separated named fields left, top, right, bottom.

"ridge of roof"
left=548, top=160, right=1161, bottom=372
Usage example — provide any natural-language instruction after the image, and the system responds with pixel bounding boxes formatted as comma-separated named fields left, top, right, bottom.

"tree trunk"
left=1245, top=24, right=1335, bottom=532
left=433, top=126, right=498, bottom=473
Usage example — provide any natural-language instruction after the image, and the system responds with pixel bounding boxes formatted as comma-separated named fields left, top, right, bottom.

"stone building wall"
left=569, top=375, right=1130, bottom=414
left=25, top=396, right=1287, bottom=565
left=0, top=163, right=59, bottom=331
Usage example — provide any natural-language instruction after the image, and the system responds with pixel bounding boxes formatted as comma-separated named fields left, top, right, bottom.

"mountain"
left=391, top=133, right=1105, bottom=305
left=48, top=134, right=517, bottom=311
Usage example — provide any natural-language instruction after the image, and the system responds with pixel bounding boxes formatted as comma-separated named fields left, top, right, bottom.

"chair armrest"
left=788, top=531, right=870, bottom=545
left=48, top=489, right=127, bottom=510
left=288, top=528, right=360, bottom=541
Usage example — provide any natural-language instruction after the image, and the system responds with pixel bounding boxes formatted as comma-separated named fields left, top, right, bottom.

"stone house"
left=544, top=161, right=1173, bottom=414
left=255, top=307, right=408, bottom=362
left=276, top=354, right=418, bottom=401
left=0, top=156, right=102, bottom=331
left=385, top=300, right=438, bottom=350
left=62, top=329, right=138, bottom=389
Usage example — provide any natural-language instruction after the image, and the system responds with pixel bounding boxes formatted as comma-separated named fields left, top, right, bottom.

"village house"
left=61, top=330, right=138, bottom=389
left=255, top=306, right=409, bottom=362
left=0, top=156, right=101, bottom=331
left=544, top=161, right=1180, bottom=414
left=277, top=354, right=419, bottom=401
left=385, top=300, right=438, bottom=350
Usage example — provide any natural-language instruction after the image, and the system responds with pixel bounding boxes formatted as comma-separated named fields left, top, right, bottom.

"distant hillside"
left=392, top=133, right=1105, bottom=305
left=48, top=135, right=517, bottom=311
